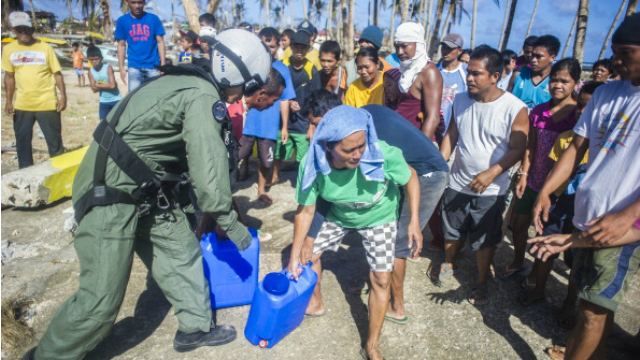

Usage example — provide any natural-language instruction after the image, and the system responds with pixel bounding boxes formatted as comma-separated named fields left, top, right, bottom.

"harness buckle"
left=156, top=190, right=171, bottom=210
left=137, top=202, right=152, bottom=217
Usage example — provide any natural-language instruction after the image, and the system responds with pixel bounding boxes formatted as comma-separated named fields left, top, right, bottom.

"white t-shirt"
left=449, top=91, right=527, bottom=196
left=572, top=80, right=640, bottom=230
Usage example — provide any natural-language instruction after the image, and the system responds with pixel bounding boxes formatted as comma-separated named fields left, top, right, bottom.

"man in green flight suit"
left=25, top=29, right=283, bottom=360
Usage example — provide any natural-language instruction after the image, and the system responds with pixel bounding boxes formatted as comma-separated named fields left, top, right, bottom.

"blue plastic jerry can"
left=244, top=263, right=318, bottom=348
left=200, top=228, right=260, bottom=309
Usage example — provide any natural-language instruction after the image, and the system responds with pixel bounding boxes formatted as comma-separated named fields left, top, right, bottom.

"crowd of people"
left=2, top=0, right=639, bottom=359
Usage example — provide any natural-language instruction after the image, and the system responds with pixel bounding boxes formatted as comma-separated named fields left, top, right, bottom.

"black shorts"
left=238, top=136, right=276, bottom=169
left=441, top=188, right=506, bottom=251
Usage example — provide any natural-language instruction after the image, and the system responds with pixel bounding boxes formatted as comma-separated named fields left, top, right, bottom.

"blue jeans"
left=127, top=67, right=161, bottom=91
left=98, top=101, right=119, bottom=121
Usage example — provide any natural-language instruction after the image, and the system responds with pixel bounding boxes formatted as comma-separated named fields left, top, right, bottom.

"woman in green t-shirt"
left=288, top=105, right=421, bottom=360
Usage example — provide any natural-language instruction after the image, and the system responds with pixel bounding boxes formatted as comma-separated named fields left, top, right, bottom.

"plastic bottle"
left=244, top=263, right=318, bottom=348
left=200, top=228, right=260, bottom=309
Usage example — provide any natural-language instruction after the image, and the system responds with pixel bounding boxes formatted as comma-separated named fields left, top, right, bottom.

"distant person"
left=385, top=22, right=443, bottom=140
left=509, top=35, right=560, bottom=109
left=238, top=27, right=295, bottom=204
left=198, top=13, right=217, bottom=58
left=86, top=46, right=121, bottom=122
left=497, top=49, right=517, bottom=90
left=591, top=58, right=615, bottom=82
left=437, top=33, right=467, bottom=139
left=504, top=59, right=581, bottom=282
left=277, top=31, right=322, bottom=173
left=115, top=0, right=166, bottom=90
left=281, top=21, right=322, bottom=69
left=346, top=25, right=393, bottom=85
left=458, top=48, right=471, bottom=64
left=72, top=42, right=85, bottom=87
left=515, top=35, right=538, bottom=70
left=178, top=30, right=200, bottom=64
left=278, top=28, right=294, bottom=61
left=437, top=46, right=528, bottom=304
left=344, top=48, right=384, bottom=107
left=319, top=40, right=347, bottom=97
left=2, top=11, right=66, bottom=169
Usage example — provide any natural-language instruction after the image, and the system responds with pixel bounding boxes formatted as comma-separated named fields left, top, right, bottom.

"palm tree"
left=470, top=0, right=478, bottom=49
left=428, top=0, right=446, bottom=56
left=346, top=0, right=356, bottom=59
left=207, top=0, right=222, bottom=14
left=424, top=0, right=434, bottom=51
left=560, top=13, right=577, bottom=58
left=525, top=0, right=539, bottom=38
left=326, top=0, right=335, bottom=38
left=28, top=0, right=37, bottom=30
left=401, top=0, right=410, bottom=22
left=573, top=0, right=589, bottom=63
left=259, top=0, right=270, bottom=26
left=500, top=0, right=518, bottom=51
left=498, top=0, right=510, bottom=49
left=627, top=0, right=638, bottom=15
left=388, top=0, right=399, bottom=49
left=182, top=0, right=201, bottom=33
left=100, top=0, right=113, bottom=41
left=598, top=0, right=626, bottom=60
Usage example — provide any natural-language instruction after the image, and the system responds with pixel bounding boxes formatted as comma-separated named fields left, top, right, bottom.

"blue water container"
left=200, top=228, right=260, bottom=309
left=244, top=263, right=318, bottom=348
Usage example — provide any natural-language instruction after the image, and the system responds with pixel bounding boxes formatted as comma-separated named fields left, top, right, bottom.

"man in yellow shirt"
left=3, top=12, right=67, bottom=168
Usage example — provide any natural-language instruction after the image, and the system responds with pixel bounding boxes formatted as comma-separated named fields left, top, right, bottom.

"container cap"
left=263, top=273, right=289, bottom=295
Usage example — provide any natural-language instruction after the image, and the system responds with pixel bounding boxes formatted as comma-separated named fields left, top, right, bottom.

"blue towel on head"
left=301, top=105, right=385, bottom=191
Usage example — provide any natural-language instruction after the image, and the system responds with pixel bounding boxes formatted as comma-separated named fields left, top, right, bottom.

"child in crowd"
left=86, top=45, right=121, bottom=121
left=344, top=48, right=384, bottom=108
left=497, top=50, right=517, bottom=90
left=591, top=58, right=615, bottom=82
left=504, top=58, right=582, bottom=281
left=278, top=28, right=294, bottom=61
left=318, top=40, right=347, bottom=98
left=72, top=42, right=85, bottom=87
left=521, top=81, right=604, bottom=323
left=178, top=30, right=200, bottom=64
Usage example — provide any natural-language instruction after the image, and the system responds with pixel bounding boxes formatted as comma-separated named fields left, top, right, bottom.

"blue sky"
left=30, top=0, right=636, bottom=61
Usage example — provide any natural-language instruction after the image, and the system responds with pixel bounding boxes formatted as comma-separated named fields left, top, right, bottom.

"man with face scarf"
left=384, top=22, right=443, bottom=141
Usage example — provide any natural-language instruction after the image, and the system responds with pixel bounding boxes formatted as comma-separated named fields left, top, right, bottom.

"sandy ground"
left=2, top=70, right=639, bottom=360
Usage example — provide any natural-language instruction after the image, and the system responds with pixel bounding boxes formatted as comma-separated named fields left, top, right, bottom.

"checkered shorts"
left=313, top=221, right=397, bottom=272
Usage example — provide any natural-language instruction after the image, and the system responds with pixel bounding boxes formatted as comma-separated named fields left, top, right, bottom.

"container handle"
left=282, top=262, right=312, bottom=281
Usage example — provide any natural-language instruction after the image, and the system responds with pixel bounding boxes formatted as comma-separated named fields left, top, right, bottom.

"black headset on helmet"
left=208, top=38, right=265, bottom=95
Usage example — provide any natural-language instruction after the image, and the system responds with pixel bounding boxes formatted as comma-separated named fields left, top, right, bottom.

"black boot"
left=173, top=324, right=237, bottom=352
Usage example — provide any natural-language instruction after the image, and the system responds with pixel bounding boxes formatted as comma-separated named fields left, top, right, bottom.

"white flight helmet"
left=210, top=29, right=272, bottom=95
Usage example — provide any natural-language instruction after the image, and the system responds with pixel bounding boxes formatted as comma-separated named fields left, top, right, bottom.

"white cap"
left=199, top=26, right=217, bottom=38
left=9, top=11, right=32, bottom=28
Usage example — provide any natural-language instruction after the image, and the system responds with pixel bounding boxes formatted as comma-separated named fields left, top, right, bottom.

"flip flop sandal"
left=384, top=314, right=409, bottom=325
left=544, top=345, right=566, bottom=360
left=304, top=308, right=326, bottom=317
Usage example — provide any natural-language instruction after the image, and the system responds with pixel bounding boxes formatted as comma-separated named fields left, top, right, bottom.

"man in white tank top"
left=437, top=46, right=529, bottom=305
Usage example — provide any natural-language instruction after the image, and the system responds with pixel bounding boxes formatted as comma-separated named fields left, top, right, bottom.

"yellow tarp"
left=2, top=36, right=67, bottom=45
left=86, top=31, right=105, bottom=40
left=43, top=146, right=88, bottom=202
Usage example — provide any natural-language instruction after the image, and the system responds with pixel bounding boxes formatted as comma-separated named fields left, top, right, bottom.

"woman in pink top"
left=502, top=59, right=581, bottom=286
